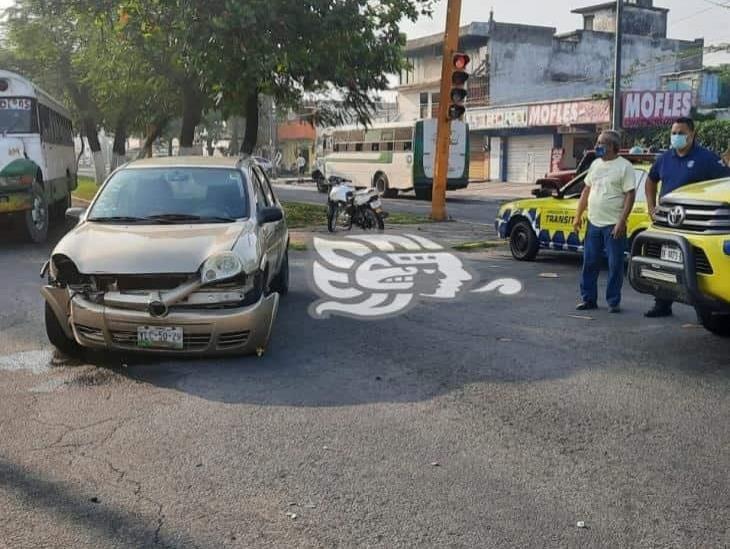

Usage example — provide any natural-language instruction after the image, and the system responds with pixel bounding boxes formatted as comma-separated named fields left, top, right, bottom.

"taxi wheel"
left=510, top=220, right=539, bottom=261
left=696, top=307, right=730, bottom=337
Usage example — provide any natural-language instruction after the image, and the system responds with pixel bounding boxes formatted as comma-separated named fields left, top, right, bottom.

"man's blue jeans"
left=580, top=221, right=627, bottom=307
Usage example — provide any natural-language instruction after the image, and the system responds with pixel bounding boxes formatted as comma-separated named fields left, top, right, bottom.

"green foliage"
left=627, top=120, right=730, bottom=155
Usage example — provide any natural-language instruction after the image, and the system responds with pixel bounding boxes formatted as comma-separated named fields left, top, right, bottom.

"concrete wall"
left=589, top=6, right=667, bottom=37
left=488, top=29, right=703, bottom=106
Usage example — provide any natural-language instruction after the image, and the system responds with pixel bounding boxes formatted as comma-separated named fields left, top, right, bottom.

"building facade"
left=397, top=0, right=704, bottom=183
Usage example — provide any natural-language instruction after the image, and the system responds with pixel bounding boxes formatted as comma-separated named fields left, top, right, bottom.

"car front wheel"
left=696, top=307, right=730, bottom=337
left=509, top=220, right=539, bottom=261
left=270, top=249, right=289, bottom=295
left=45, top=302, right=83, bottom=357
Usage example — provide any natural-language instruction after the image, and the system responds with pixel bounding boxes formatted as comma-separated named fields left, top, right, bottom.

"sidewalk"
left=453, top=181, right=534, bottom=200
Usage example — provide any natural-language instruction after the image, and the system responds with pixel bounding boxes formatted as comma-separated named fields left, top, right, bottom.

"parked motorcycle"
left=326, top=176, right=387, bottom=232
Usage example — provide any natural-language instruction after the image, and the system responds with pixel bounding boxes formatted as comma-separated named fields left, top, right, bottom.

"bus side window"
left=333, top=144, right=340, bottom=153
left=39, top=104, right=51, bottom=142
left=371, top=143, right=380, bottom=152
left=404, top=142, right=413, bottom=152
left=355, top=143, right=363, bottom=152
left=385, top=142, right=394, bottom=152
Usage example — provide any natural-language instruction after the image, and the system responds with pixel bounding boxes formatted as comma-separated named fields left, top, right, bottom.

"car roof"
left=123, top=156, right=254, bottom=170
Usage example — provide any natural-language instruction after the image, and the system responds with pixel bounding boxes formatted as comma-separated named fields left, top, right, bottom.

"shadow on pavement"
left=0, top=459, right=196, bottom=548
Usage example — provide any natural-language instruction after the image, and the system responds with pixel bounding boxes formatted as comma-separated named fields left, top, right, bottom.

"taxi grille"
left=639, top=241, right=713, bottom=275
left=655, top=201, right=730, bottom=233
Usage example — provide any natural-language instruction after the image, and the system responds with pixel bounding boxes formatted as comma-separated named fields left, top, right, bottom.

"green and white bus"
left=318, top=119, right=469, bottom=200
left=0, top=70, right=77, bottom=242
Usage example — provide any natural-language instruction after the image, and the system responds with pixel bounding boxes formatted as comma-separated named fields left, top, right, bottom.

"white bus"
left=317, top=119, right=469, bottom=200
left=0, top=70, right=77, bottom=242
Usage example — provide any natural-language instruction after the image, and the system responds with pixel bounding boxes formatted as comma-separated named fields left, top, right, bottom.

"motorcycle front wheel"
left=327, top=202, right=351, bottom=233
left=362, top=208, right=385, bottom=231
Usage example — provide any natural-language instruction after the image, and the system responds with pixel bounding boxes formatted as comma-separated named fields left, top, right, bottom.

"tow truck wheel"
left=696, top=307, right=730, bottom=337
left=23, top=182, right=49, bottom=243
left=509, top=219, right=539, bottom=261
left=44, top=302, right=84, bottom=357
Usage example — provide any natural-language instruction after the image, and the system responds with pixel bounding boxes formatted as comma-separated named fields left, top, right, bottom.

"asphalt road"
left=0, top=220, right=728, bottom=548
left=273, top=182, right=502, bottom=226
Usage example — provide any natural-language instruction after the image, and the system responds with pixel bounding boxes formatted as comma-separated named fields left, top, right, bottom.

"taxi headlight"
left=201, top=252, right=242, bottom=284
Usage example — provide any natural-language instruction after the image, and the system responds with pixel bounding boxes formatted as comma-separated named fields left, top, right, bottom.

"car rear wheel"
left=24, top=183, right=49, bottom=243
left=509, top=220, right=539, bottom=261
left=696, top=307, right=730, bottom=337
left=45, top=302, right=83, bottom=357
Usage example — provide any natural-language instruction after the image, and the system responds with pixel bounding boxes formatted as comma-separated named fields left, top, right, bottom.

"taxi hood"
left=53, top=222, right=245, bottom=274
left=663, top=177, right=730, bottom=206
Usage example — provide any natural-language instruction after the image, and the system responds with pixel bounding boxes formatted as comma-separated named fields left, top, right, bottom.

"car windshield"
left=0, top=97, right=35, bottom=134
left=88, top=167, right=249, bottom=223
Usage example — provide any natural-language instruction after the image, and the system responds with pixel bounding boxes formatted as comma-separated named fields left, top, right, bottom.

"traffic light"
left=448, top=53, right=470, bottom=120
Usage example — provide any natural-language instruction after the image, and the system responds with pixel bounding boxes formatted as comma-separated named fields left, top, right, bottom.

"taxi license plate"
left=660, top=245, right=683, bottom=263
left=371, top=199, right=382, bottom=209
left=137, top=326, right=183, bottom=350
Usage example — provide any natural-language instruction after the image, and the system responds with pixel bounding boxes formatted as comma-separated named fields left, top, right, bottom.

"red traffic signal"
left=448, top=52, right=470, bottom=121
left=453, top=53, right=470, bottom=70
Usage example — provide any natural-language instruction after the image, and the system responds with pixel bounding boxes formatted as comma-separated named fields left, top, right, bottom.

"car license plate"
left=371, top=199, right=382, bottom=209
left=137, top=326, right=183, bottom=350
left=660, top=245, right=683, bottom=263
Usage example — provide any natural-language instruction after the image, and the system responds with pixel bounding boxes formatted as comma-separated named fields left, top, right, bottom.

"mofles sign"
left=527, top=100, right=611, bottom=127
left=622, top=91, right=693, bottom=128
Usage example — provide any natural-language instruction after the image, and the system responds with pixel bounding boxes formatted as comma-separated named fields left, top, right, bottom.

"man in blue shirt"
left=645, top=117, right=730, bottom=317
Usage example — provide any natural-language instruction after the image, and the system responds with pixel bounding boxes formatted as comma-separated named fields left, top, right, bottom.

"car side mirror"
left=257, top=207, right=283, bottom=225
left=65, top=207, right=86, bottom=224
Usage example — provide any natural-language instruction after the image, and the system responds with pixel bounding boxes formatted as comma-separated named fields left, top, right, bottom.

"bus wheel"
left=376, top=174, right=397, bottom=198
left=414, top=188, right=432, bottom=201
left=24, top=183, right=49, bottom=243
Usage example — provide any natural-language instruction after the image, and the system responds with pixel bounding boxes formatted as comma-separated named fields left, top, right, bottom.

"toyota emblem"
left=667, top=205, right=686, bottom=228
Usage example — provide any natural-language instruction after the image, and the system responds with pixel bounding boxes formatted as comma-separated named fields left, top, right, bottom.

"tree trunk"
left=111, top=119, right=127, bottom=170
left=241, top=88, right=259, bottom=155
left=139, top=122, right=164, bottom=159
left=82, top=118, right=105, bottom=184
left=179, top=86, right=203, bottom=155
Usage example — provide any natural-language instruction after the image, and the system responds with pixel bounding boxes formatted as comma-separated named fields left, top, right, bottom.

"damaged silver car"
left=41, top=156, right=289, bottom=356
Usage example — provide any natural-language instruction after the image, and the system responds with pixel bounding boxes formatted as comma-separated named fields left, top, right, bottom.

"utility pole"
left=431, top=0, right=463, bottom=222
left=612, top=0, right=623, bottom=131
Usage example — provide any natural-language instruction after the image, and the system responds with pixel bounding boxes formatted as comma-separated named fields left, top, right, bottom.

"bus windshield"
left=0, top=97, right=36, bottom=134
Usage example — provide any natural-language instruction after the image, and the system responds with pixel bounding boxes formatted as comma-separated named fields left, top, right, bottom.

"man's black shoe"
left=609, top=305, right=621, bottom=314
left=645, top=307, right=672, bottom=318
left=576, top=302, right=598, bottom=311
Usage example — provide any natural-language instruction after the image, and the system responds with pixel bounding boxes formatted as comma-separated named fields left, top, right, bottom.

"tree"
left=179, top=0, right=435, bottom=153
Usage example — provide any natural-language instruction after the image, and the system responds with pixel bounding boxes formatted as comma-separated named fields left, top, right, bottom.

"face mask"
left=671, top=134, right=689, bottom=150
left=595, top=145, right=607, bottom=158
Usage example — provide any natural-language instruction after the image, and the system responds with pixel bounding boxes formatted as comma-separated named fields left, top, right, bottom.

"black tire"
left=509, top=219, right=539, bottom=261
left=270, top=249, right=289, bottom=296
left=696, top=307, right=730, bottom=337
left=375, top=174, right=397, bottom=199
left=414, top=187, right=432, bottom=201
left=328, top=202, right=347, bottom=233
left=362, top=208, right=385, bottom=231
left=24, top=182, right=49, bottom=243
left=44, top=302, right=83, bottom=357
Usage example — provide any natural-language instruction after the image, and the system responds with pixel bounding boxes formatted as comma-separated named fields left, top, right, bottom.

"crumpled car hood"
left=54, top=222, right=246, bottom=274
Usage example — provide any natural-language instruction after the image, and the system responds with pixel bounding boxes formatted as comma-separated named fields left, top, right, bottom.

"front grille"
left=217, top=330, right=251, bottom=349
left=655, top=202, right=730, bottom=233
left=643, top=241, right=662, bottom=259
left=639, top=241, right=713, bottom=275
left=110, top=330, right=211, bottom=351
left=694, top=247, right=713, bottom=275
left=94, top=274, right=194, bottom=292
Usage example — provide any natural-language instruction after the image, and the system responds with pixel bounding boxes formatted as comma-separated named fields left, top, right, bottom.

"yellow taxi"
left=495, top=155, right=656, bottom=261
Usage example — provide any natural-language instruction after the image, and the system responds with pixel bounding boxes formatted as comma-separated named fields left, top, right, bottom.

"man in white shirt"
left=296, top=153, right=306, bottom=177
left=572, top=130, right=636, bottom=313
